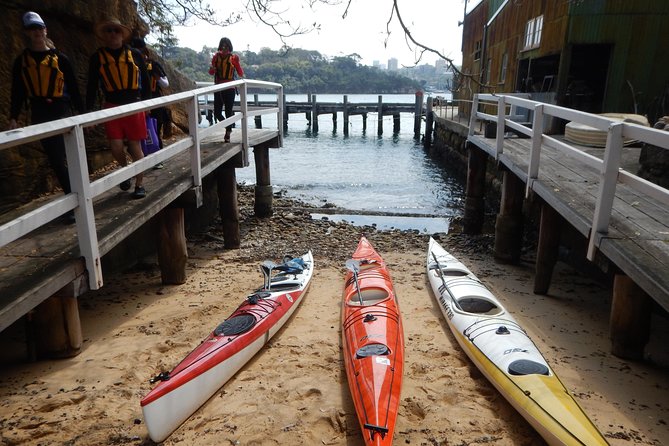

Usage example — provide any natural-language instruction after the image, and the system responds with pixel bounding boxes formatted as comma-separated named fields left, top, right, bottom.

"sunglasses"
left=104, top=27, right=122, bottom=34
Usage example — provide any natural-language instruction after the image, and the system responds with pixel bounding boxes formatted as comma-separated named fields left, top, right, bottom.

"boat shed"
left=458, top=0, right=669, bottom=125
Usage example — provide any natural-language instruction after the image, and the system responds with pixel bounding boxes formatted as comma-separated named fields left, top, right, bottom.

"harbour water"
left=213, top=93, right=463, bottom=233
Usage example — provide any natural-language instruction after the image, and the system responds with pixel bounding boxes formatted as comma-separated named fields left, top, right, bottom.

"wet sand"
left=0, top=195, right=668, bottom=445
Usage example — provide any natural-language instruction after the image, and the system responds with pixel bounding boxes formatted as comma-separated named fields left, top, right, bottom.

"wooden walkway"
left=0, top=128, right=278, bottom=334
left=464, top=93, right=669, bottom=357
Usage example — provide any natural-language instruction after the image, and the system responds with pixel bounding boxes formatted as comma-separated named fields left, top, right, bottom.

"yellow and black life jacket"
left=146, top=61, right=158, bottom=93
left=97, top=47, right=139, bottom=92
left=214, top=53, right=235, bottom=82
left=21, top=50, right=65, bottom=98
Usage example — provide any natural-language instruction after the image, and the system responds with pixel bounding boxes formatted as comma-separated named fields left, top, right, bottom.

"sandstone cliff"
left=0, top=0, right=194, bottom=213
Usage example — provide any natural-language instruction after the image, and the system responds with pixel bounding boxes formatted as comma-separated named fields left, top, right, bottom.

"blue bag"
left=141, top=116, right=160, bottom=155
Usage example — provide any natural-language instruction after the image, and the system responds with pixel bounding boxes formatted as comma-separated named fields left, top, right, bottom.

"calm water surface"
left=216, top=94, right=463, bottom=233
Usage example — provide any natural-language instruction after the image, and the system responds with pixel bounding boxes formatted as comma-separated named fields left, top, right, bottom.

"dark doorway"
left=516, top=54, right=560, bottom=93
left=563, top=44, right=612, bottom=113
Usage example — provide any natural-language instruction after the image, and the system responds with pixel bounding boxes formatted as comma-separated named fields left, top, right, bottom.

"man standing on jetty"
left=86, top=17, right=151, bottom=199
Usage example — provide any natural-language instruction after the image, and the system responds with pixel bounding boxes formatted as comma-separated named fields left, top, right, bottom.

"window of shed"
left=474, top=40, right=482, bottom=60
left=524, top=15, right=543, bottom=50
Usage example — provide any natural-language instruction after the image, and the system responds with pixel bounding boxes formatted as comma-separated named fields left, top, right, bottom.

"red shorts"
left=103, top=103, right=147, bottom=140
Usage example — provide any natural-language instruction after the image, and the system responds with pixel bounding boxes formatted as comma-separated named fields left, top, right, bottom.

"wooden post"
left=157, top=208, right=188, bottom=284
left=393, top=113, right=400, bottom=134
left=254, top=143, right=273, bottom=217
left=534, top=203, right=561, bottom=294
left=463, top=143, right=487, bottom=234
left=414, top=91, right=424, bottom=139
left=30, top=278, right=86, bottom=359
left=253, top=94, right=262, bottom=128
left=283, top=94, right=288, bottom=130
left=362, top=113, right=367, bottom=132
left=377, top=95, right=383, bottom=135
left=332, top=112, right=337, bottom=131
left=311, top=94, right=319, bottom=132
left=217, top=165, right=240, bottom=248
left=494, top=169, right=524, bottom=263
left=610, top=274, right=652, bottom=360
left=424, top=97, right=434, bottom=147
left=343, top=95, right=349, bottom=136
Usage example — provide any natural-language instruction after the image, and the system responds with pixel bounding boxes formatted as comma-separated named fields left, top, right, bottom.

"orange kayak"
left=342, top=236, right=404, bottom=446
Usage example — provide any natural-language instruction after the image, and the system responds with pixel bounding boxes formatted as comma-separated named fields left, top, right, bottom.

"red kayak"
left=342, top=237, right=404, bottom=446
left=140, top=252, right=313, bottom=442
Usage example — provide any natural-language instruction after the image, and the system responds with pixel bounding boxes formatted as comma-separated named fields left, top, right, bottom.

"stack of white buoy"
left=565, top=113, right=649, bottom=147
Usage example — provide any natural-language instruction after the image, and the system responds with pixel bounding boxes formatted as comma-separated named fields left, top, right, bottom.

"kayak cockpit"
left=348, top=287, right=389, bottom=306
left=457, top=297, right=502, bottom=315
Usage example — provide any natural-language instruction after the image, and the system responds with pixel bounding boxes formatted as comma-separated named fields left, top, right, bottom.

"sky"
left=172, top=0, right=479, bottom=68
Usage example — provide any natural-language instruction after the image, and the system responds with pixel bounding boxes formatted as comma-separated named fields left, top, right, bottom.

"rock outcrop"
left=0, top=0, right=194, bottom=213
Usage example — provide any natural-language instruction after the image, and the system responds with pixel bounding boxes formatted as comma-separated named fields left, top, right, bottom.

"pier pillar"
left=534, top=202, right=562, bottom=294
left=494, top=169, right=524, bottom=263
left=463, top=143, right=487, bottom=234
left=253, top=94, right=262, bottom=128
left=362, top=113, right=367, bottom=132
left=157, top=207, right=188, bottom=284
left=311, top=94, right=319, bottom=132
left=217, top=163, right=241, bottom=248
left=29, top=277, right=86, bottom=359
left=343, top=95, right=349, bottom=136
left=283, top=94, right=288, bottom=130
left=424, top=98, right=433, bottom=146
left=393, top=113, right=400, bottom=134
left=610, top=274, right=652, bottom=360
left=414, top=91, right=424, bottom=139
left=254, top=142, right=273, bottom=217
left=332, top=112, right=337, bottom=131
left=377, top=95, right=383, bottom=135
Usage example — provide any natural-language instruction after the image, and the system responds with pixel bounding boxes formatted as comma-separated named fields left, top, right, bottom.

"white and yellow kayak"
left=426, top=237, right=608, bottom=446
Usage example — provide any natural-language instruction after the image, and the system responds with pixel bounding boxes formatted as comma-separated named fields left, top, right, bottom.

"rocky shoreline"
left=192, top=184, right=496, bottom=269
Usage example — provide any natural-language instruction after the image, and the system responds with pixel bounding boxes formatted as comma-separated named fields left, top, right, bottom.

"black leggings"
left=213, top=88, right=236, bottom=130
left=31, top=100, right=72, bottom=194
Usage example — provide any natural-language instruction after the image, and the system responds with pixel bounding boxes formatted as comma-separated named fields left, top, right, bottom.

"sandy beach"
left=0, top=190, right=668, bottom=445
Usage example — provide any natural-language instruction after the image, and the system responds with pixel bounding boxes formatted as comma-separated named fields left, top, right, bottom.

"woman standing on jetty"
left=208, top=37, right=244, bottom=142
left=8, top=11, right=84, bottom=221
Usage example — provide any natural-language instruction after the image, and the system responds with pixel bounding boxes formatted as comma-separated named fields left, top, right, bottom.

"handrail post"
left=63, top=124, right=103, bottom=290
left=188, top=94, right=203, bottom=207
left=526, top=103, right=544, bottom=197
left=495, top=95, right=506, bottom=159
left=588, top=121, right=623, bottom=260
left=239, top=81, right=249, bottom=166
left=468, top=95, right=479, bottom=136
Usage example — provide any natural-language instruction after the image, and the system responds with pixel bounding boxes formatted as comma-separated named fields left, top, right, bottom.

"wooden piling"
left=254, top=142, right=273, bottom=217
left=343, top=95, right=349, bottom=136
left=414, top=91, right=424, bottom=139
left=157, top=208, right=188, bottom=284
left=217, top=164, right=241, bottom=248
left=534, top=202, right=562, bottom=294
left=463, top=143, right=487, bottom=234
left=29, top=278, right=86, bottom=359
left=377, top=95, right=383, bottom=135
left=494, top=169, right=524, bottom=263
left=393, top=113, right=400, bottom=133
left=424, top=98, right=433, bottom=146
left=311, top=94, right=319, bottom=132
left=610, top=274, right=652, bottom=360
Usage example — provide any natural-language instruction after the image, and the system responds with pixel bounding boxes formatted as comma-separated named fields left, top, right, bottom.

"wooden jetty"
left=0, top=80, right=282, bottom=359
left=458, top=93, right=669, bottom=360
left=195, top=84, right=428, bottom=137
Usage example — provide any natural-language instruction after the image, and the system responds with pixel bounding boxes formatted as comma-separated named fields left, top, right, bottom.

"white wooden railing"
left=0, top=79, right=283, bottom=290
left=469, top=93, right=669, bottom=259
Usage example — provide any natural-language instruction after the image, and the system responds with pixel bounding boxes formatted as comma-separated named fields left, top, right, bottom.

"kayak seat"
left=349, top=287, right=388, bottom=306
left=458, top=297, right=501, bottom=315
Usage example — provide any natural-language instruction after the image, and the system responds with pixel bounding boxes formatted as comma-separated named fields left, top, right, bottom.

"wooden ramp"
left=0, top=128, right=279, bottom=334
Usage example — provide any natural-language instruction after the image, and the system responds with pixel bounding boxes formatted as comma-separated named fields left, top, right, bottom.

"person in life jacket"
left=208, top=37, right=244, bottom=142
left=131, top=38, right=169, bottom=161
left=8, top=11, right=84, bottom=222
left=86, top=17, right=151, bottom=199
